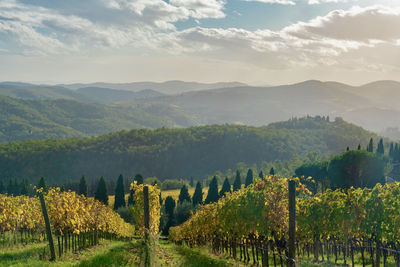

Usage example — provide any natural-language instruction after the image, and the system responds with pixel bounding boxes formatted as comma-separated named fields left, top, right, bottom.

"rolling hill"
left=0, top=95, right=196, bottom=143
left=0, top=117, right=376, bottom=185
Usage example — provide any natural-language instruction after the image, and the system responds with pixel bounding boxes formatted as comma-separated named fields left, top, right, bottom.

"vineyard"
left=0, top=188, right=134, bottom=256
left=170, top=175, right=400, bottom=266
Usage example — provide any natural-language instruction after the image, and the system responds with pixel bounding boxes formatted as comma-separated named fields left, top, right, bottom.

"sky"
left=1, top=0, right=400, bottom=85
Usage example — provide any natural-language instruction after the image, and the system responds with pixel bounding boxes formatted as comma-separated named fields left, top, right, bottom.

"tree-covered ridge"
left=0, top=117, right=376, bottom=185
left=0, top=95, right=195, bottom=143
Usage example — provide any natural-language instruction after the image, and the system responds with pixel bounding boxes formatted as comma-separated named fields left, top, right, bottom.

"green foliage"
left=165, top=196, right=176, bottom=218
left=219, top=177, right=231, bottom=197
left=178, top=184, right=191, bottom=204
left=233, top=170, right=241, bottom=191
left=258, top=171, right=264, bottom=179
left=37, top=177, right=47, bottom=193
left=205, top=176, right=219, bottom=204
left=161, top=179, right=188, bottom=190
left=175, top=201, right=193, bottom=225
left=134, top=174, right=143, bottom=185
left=144, top=176, right=160, bottom=186
left=245, top=169, right=253, bottom=187
left=295, top=161, right=328, bottom=193
left=79, top=175, right=88, bottom=197
left=114, top=174, right=126, bottom=210
left=367, top=138, right=374, bottom=152
left=192, top=181, right=203, bottom=206
left=128, top=189, right=134, bottom=206
left=20, top=179, right=29, bottom=196
left=0, top=118, right=377, bottom=185
left=377, top=138, right=384, bottom=154
left=328, top=150, right=389, bottom=189
left=116, top=207, right=135, bottom=224
left=95, top=176, right=109, bottom=205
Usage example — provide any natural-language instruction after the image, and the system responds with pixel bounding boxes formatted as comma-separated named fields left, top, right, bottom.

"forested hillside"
left=0, top=95, right=195, bottom=142
left=0, top=117, right=376, bottom=185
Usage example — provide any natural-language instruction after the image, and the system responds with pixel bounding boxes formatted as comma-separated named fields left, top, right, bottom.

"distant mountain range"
left=57, top=80, right=247, bottom=95
left=1, top=79, right=400, bottom=141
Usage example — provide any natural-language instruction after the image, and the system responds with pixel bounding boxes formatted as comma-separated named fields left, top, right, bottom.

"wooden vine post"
left=288, top=180, right=296, bottom=267
left=143, top=186, right=151, bottom=267
left=38, top=192, right=56, bottom=261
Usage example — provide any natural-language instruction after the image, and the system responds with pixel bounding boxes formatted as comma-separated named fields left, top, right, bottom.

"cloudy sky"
left=0, top=0, right=400, bottom=85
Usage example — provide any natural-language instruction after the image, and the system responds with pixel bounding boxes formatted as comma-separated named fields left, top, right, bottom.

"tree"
left=164, top=196, right=176, bottom=218
left=295, top=161, right=328, bottom=194
left=346, top=146, right=350, bottom=151
left=37, top=177, right=47, bottom=192
left=259, top=171, right=264, bottom=179
left=205, top=176, right=219, bottom=204
left=358, top=144, right=361, bottom=150
left=377, top=138, right=384, bottom=154
left=20, top=179, right=29, bottom=196
left=175, top=201, right=193, bottom=225
left=95, top=176, right=108, bottom=205
left=367, top=138, right=374, bottom=152
left=219, top=177, right=231, bottom=197
left=79, top=175, right=88, bottom=197
left=233, top=170, right=241, bottom=191
left=0, top=180, right=4, bottom=194
left=270, top=167, right=275, bottom=175
left=128, top=189, right=134, bottom=206
left=328, top=150, right=389, bottom=189
left=134, top=174, right=143, bottom=185
left=245, top=169, right=253, bottom=187
left=60, top=185, right=65, bottom=192
left=389, top=143, right=394, bottom=158
left=192, top=181, right=203, bottom=206
left=178, top=184, right=191, bottom=204
left=114, top=174, right=126, bottom=210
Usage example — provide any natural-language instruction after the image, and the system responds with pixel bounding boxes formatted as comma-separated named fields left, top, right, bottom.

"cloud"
left=243, top=0, right=296, bottom=5
left=308, top=0, right=349, bottom=4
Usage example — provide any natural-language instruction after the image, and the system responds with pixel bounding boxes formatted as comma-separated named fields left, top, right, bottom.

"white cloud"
left=244, top=0, right=296, bottom=5
left=308, top=0, right=349, bottom=4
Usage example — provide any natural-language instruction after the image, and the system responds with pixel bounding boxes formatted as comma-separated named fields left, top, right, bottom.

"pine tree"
left=192, top=181, right=203, bottom=206
left=20, top=179, right=29, bottom=196
left=95, top=177, right=108, bottom=205
left=245, top=169, right=253, bottom=187
left=79, top=175, right=88, bottom=197
left=377, top=138, right=384, bottom=154
left=134, top=174, right=143, bottom=185
left=358, top=144, right=361, bottom=150
left=178, top=184, right=191, bottom=204
left=219, top=177, right=231, bottom=197
left=259, top=171, right=264, bottom=179
left=367, top=138, right=374, bottom=152
left=37, top=177, right=47, bottom=192
left=270, top=167, right=275, bottom=175
left=114, top=174, right=126, bottom=210
left=205, top=176, right=219, bottom=204
left=233, top=170, right=241, bottom=191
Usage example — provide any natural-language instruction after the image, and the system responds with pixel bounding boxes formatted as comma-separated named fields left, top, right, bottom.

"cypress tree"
left=233, top=170, right=241, bottom=191
left=219, top=177, right=231, bottom=197
left=367, top=138, right=374, bottom=152
left=20, top=179, right=29, bottom=196
left=134, top=174, right=143, bottom=185
left=395, top=143, right=400, bottom=162
left=205, top=176, right=219, bottom=204
left=79, top=175, right=88, bottom=197
left=192, top=181, right=203, bottom=206
left=114, top=174, right=126, bottom=210
left=259, top=171, right=264, bottom=179
left=164, top=196, right=176, bottom=218
left=0, top=180, right=4, bottom=194
left=358, top=144, right=361, bottom=150
left=37, top=177, right=47, bottom=192
left=389, top=143, right=394, bottom=158
left=128, top=189, right=134, bottom=206
left=346, top=146, right=350, bottom=151
left=95, top=176, right=108, bottom=205
left=178, top=184, right=191, bottom=204
left=270, top=167, right=275, bottom=175
left=377, top=138, right=384, bottom=154
left=245, top=169, right=253, bottom=187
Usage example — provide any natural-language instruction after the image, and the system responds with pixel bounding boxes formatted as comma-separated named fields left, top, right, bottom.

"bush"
left=116, top=207, right=135, bottom=224
left=161, top=179, right=188, bottom=190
